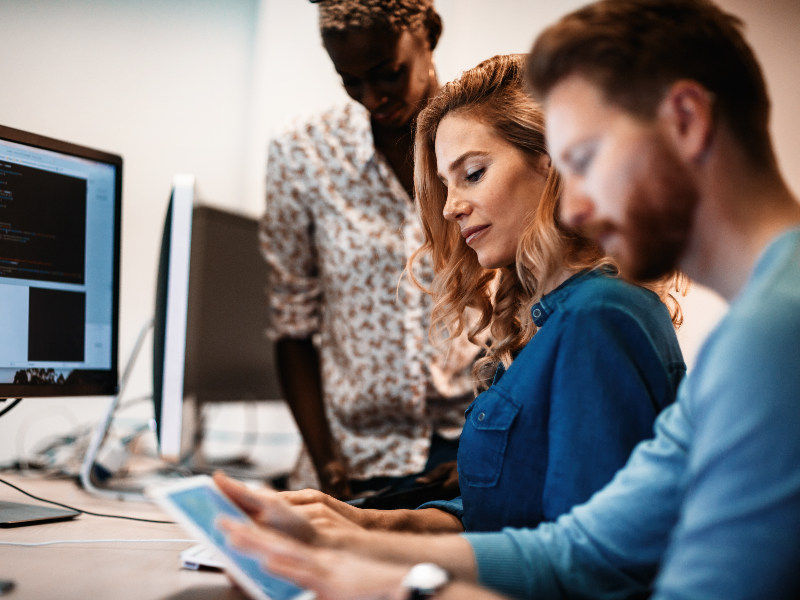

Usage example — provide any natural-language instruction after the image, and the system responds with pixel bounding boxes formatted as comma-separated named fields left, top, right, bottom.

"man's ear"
left=536, top=153, right=552, bottom=177
left=657, top=80, right=715, bottom=164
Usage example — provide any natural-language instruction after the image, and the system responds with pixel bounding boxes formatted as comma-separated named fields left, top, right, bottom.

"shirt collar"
left=346, top=102, right=377, bottom=171
left=531, top=269, right=604, bottom=328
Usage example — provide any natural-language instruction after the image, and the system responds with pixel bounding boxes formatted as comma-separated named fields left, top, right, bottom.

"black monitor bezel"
left=0, top=124, right=122, bottom=399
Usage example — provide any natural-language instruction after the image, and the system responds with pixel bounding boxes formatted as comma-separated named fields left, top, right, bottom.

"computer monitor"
left=0, top=123, right=122, bottom=523
left=153, top=177, right=282, bottom=464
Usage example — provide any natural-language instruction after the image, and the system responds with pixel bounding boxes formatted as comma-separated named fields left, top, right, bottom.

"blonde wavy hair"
left=410, top=54, right=684, bottom=384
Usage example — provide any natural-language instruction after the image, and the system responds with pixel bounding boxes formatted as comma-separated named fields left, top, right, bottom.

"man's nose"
left=560, top=179, right=595, bottom=230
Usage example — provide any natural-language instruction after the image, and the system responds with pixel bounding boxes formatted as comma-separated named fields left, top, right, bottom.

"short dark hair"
left=317, top=0, right=443, bottom=51
left=526, top=0, right=773, bottom=166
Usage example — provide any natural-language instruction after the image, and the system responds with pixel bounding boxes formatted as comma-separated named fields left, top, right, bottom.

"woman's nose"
left=361, top=84, right=388, bottom=113
left=443, top=190, right=470, bottom=222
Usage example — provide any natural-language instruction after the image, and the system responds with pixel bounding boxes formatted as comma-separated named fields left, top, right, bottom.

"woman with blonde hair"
left=262, top=0, right=479, bottom=500
left=406, top=54, right=685, bottom=533
left=218, top=55, right=686, bottom=542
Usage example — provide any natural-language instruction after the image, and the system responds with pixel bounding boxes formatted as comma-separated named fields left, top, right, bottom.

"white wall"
left=0, top=0, right=261, bottom=463
left=2, top=0, right=798, bottom=465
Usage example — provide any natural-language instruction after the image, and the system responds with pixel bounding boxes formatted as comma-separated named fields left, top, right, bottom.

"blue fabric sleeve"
left=541, top=304, right=678, bottom=521
left=416, top=496, right=464, bottom=521
left=653, top=309, right=800, bottom=599
left=464, top=402, right=689, bottom=599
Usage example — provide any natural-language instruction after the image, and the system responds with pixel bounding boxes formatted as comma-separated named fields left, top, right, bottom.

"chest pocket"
left=458, top=389, right=521, bottom=488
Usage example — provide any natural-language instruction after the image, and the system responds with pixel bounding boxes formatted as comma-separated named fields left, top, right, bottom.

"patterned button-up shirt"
left=260, top=102, right=479, bottom=487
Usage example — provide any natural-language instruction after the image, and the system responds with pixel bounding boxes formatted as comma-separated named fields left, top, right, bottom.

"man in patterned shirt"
left=260, top=0, right=479, bottom=498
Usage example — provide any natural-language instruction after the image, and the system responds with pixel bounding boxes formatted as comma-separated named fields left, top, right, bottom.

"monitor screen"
left=0, top=125, right=121, bottom=398
left=153, top=183, right=282, bottom=462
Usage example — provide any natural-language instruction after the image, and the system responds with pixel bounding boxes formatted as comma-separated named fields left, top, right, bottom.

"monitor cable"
left=0, top=476, right=175, bottom=524
left=0, top=399, right=22, bottom=419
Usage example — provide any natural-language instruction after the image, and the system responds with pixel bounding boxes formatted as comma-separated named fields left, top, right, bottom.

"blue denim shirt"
left=421, top=269, right=685, bottom=532
left=465, top=229, right=800, bottom=599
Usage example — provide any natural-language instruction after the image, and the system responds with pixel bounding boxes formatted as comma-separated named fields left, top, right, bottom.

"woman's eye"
left=466, top=168, right=485, bottom=183
left=376, top=66, right=404, bottom=82
left=341, top=77, right=360, bottom=88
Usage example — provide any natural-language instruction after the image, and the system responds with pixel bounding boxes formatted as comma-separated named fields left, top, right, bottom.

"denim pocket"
left=458, top=389, right=521, bottom=487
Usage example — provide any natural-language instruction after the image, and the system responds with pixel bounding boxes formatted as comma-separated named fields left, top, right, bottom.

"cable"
left=0, top=539, right=194, bottom=547
left=0, top=398, right=22, bottom=419
left=0, top=477, right=175, bottom=524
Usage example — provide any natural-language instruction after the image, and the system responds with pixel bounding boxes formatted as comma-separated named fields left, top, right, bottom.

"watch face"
left=403, top=563, right=449, bottom=594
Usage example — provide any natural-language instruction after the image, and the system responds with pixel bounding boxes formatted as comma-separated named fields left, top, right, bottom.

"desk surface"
left=0, top=472, right=247, bottom=600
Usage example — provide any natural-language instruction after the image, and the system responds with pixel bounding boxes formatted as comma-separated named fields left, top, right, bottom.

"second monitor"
left=153, top=178, right=282, bottom=463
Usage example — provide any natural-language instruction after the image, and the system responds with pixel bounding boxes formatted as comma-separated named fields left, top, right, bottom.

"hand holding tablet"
left=148, top=476, right=315, bottom=600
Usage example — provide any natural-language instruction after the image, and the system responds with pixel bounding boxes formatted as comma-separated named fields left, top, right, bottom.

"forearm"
left=435, top=581, right=510, bottom=600
left=276, top=338, right=342, bottom=486
left=341, top=530, right=478, bottom=582
left=358, top=508, right=464, bottom=534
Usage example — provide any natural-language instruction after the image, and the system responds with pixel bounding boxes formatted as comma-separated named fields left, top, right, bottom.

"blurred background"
left=0, top=0, right=797, bottom=471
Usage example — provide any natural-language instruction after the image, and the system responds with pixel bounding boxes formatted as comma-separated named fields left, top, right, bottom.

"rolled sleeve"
left=416, top=496, right=465, bottom=521
left=260, top=137, right=322, bottom=340
left=465, top=527, right=566, bottom=600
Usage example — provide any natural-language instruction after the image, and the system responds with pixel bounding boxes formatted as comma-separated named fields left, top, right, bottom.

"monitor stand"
left=0, top=501, right=79, bottom=527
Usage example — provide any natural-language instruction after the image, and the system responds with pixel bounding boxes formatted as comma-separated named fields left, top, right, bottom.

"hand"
left=214, top=471, right=317, bottom=544
left=281, top=488, right=371, bottom=530
left=214, top=472, right=363, bottom=548
left=319, top=460, right=352, bottom=500
left=416, top=461, right=459, bottom=492
left=219, top=519, right=409, bottom=600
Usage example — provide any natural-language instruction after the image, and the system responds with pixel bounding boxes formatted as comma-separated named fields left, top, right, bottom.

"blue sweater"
left=422, top=269, right=685, bottom=532
left=465, top=229, right=800, bottom=599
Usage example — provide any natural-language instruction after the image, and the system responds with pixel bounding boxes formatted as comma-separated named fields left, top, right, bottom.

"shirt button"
left=532, top=308, right=542, bottom=318
left=477, top=412, right=486, bottom=421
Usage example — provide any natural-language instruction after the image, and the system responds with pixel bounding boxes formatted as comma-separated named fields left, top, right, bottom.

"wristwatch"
left=401, top=563, right=450, bottom=599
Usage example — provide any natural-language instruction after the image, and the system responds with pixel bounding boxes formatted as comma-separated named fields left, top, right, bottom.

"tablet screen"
left=168, top=485, right=307, bottom=600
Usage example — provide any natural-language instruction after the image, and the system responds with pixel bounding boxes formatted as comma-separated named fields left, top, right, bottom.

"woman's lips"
left=372, top=104, right=403, bottom=124
left=461, top=224, right=490, bottom=245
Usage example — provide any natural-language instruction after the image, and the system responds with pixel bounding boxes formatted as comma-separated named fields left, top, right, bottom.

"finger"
left=264, top=553, right=333, bottom=597
left=217, top=476, right=317, bottom=544
left=445, top=472, right=460, bottom=489
left=222, top=519, right=305, bottom=559
left=256, top=497, right=318, bottom=543
left=214, top=471, right=272, bottom=517
left=281, top=488, right=330, bottom=506
left=416, top=462, right=452, bottom=484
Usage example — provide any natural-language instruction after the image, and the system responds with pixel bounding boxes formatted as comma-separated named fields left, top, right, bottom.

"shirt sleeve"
left=416, top=496, right=465, bottom=522
left=259, top=135, right=322, bottom=340
left=464, top=401, right=690, bottom=599
left=652, top=312, right=800, bottom=599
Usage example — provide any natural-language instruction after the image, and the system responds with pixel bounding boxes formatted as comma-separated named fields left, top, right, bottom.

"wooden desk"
left=0, top=472, right=247, bottom=600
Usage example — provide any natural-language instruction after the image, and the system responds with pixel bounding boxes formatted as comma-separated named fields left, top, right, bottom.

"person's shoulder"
left=708, top=257, right=800, bottom=366
left=560, top=270, right=664, bottom=318
left=684, top=241, right=800, bottom=425
left=270, top=102, right=369, bottom=147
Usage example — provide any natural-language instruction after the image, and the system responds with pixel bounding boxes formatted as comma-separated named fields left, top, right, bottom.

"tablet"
left=148, top=476, right=315, bottom=600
